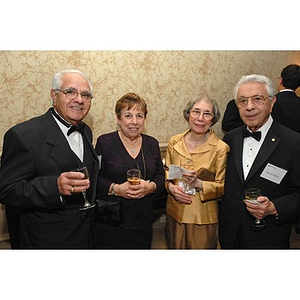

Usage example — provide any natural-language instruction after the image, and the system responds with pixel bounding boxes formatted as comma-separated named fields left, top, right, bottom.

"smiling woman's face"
left=51, top=73, right=92, bottom=125
left=117, top=105, right=145, bottom=140
left=188, top=100, right=213, bottom=134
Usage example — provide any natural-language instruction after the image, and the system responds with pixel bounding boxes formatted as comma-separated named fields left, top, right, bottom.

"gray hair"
left=183, top=95, right=221, bottom=126
left=233, top=74, right=275, bottom=99
left=52, top=70, right=93, bottom=93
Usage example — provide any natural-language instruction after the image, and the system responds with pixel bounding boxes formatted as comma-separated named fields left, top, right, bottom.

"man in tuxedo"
left=0, top=70, right=99, bottom=249
left=219, top=74, right=300, bottom=249
left=272, top=64, right=300, bottom=133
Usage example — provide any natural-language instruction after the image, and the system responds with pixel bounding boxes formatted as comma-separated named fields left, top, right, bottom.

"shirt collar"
left=247, top=115, right=273, bottom=142
left=279, top=89, right=294, bottom=93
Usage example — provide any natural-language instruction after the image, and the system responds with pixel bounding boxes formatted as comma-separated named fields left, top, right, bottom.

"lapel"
left=245, top=123, right=280, bottom=184
left=44, top=109, right=99, bottom=201
left=173, top=130, right=221, bottom=161
left=44, top=109, right=79, bottom=171
left=173, top=129, right=192, bottom=159
left=233, top=128, right=245, bottom=183
left=82, top=132, right=99, bottom=202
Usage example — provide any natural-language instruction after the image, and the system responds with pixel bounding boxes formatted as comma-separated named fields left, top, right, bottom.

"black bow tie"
left=67, top=123, right=85, bottom=135
left=51, top=108, right=85, bottom=135
left=242, top=128, right=261, bottom=141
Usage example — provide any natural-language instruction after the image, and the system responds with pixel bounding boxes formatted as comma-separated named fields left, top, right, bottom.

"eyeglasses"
left=56, top=89, right=93, bottom=101
left=236, top=95, right=270, bottom=108
left=189, top=110, right=214, bottom=121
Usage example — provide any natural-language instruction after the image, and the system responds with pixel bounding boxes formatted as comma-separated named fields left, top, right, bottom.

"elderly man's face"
left=51, top=73, right=92, bottom=125
left=236, top=82, right=276, bottom=132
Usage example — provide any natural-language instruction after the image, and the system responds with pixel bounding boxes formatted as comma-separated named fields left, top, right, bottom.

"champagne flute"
left=244, top=187, right=266, bottom=231
left=72, top=166, right=95, bottom=210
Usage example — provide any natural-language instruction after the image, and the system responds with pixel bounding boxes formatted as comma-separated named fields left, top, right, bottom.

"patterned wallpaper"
left=1, top=51, right=300, bottom=150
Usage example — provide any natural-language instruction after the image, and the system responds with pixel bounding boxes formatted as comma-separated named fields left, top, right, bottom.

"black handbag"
left=95, top=196, right=122, bottom=226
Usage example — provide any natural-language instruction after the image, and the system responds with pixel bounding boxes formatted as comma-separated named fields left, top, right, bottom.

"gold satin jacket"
left=165, top=129, right=229, bottom=225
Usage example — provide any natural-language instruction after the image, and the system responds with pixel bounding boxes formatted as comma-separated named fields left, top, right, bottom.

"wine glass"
left=244, top=187, right=266, bottom=231
left=127, top=169, right=141, bottom=185
left=72, top=166, right=95, bottom=210
left=180, top=158, right=195, bottom=195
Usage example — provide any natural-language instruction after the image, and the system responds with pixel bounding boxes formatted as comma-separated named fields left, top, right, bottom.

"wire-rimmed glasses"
left=236, top=95, right=270, bottom=108
left=189, top=109, right=214, bottom=120
left=56, top=88, right=93, bottom=101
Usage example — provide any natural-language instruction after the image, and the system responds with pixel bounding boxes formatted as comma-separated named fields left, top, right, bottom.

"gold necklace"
left=189, top=131, right=209, bottom=147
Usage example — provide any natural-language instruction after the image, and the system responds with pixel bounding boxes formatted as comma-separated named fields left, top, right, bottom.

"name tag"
left=260, top=163, right=287, bottom=184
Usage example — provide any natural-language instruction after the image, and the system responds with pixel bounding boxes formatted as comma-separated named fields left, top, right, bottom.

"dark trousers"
left=232, top=225, right=246, bottom=249
left=95, top=222, right=152, bottom=249
left=5, top=206, right=20, bottom=249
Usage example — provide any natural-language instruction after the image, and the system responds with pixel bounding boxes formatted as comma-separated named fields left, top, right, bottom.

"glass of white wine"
left=72, top=166, right=96, bottom=211
left=180, top=158, right=195, bottom=195
left=127, top=169, right=141, bottom=185
left=244, top=187, right=266, bottom=231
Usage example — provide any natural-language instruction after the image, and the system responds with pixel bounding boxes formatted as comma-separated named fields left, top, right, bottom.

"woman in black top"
left=95, top=93, right=165, bottom=249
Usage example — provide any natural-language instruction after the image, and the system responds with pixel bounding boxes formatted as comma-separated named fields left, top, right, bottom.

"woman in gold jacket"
left=165, top=95, right=229, bottom=249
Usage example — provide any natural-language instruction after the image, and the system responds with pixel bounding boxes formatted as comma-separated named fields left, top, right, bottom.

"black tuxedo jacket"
left=219, top=120, right=300, bottom=249
left=272, top=90, right=300, bottom=133
left=0, top=109, right=99, bottom=248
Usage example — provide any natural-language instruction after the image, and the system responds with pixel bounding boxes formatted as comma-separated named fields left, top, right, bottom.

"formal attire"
left=94, top=131, right=165, bottom=249
left=0, top=108, right=99, bottom=249
left=221, top=99, right=244, bottom=132
left=165, top=129, right=229, bottom=249
left=272, top=90, right=300, bottom=133
left=219, top=117, right=300, bottom=249
left=272, top=90, right=300, bottom=233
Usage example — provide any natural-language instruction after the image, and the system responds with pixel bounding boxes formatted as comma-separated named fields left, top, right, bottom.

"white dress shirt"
left=242, top=116, right=273, bottom=179
left=52, top=113, right=84, bottom=162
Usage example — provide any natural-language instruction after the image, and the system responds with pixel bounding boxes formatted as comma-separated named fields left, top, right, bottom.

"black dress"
left=94, top=131, right=165, bottom=249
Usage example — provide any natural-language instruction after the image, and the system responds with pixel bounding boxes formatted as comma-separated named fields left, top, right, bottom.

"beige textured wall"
left=1, top=51, right=300, bottom=150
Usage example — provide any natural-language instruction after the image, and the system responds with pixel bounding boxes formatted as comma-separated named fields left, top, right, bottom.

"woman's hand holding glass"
left=127, top=179, right=154, bottom=199
left=113, top=179, right=154, bottom=200
left=180, top=158, right=197, bottom=195
left=182, top=169, right=198, bottom=187
left=168, top=181, right=193, bottom=205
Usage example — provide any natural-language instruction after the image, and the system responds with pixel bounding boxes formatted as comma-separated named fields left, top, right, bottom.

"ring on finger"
left=71, top=186, right=74, bottom=194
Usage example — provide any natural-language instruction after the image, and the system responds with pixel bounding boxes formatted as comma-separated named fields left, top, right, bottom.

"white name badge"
left=260, top=163, right=287, bottom=184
